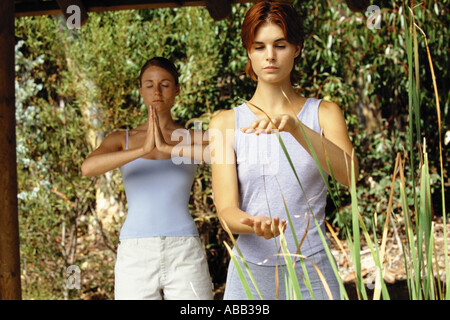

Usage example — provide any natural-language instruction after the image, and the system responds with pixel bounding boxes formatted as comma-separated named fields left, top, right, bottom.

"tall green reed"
left=391, top=0, right=448, bottom=300
left=221, top=1, right=447, bottom=300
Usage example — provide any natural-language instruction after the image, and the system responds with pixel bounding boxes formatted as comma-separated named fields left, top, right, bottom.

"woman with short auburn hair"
left=210, top=1, right=358, bottom=300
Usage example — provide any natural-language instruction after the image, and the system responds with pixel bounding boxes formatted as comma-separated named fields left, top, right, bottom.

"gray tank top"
left=233, top=98, right=329, bottom=265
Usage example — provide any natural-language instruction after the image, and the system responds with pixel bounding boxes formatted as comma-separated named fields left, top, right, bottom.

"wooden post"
left=0, top=0, right=22, bottom=300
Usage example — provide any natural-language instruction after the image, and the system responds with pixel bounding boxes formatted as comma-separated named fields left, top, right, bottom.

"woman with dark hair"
left=210, top=1, right=358, bottom=300
left=82, top=57, right=213, bottom=300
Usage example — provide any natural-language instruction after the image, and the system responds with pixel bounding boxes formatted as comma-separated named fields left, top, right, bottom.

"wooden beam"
left=15, top=0, right=258, bottom=17
left=0, top=0, right=22, bottom=300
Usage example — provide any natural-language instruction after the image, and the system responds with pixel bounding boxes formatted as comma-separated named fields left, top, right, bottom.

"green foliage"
left=292, top=0, right=449, bottom=231
left=15, top=38, right=97, bottom=299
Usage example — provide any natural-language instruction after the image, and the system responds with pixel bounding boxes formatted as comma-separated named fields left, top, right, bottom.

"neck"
left=249, top=80, right=298, bottom=113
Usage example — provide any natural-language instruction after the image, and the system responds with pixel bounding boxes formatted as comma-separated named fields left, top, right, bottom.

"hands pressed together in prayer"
left=143, top=105, right=173, bottom=156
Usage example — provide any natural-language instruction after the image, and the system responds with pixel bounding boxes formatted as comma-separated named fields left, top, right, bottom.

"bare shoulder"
left=209, top=109, right=235, bottom=131
left=208, top=109, right=236, bottom=151
left=318, top=100, right=347, bottom=129
left=96, top=130, right=126, bottom=152
left=319, top=100, right=344, bottom=115
left=106, top=130, right=127, bottom=143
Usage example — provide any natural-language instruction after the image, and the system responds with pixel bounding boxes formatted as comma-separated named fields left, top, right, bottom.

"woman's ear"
left=175, top=84, right=181, bottom=96
left=294, top=45, right=302, bottom=58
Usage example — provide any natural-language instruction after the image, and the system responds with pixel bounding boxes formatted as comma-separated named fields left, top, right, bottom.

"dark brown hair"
left=139, top=57, right=179, bottom=87
left=241, top=1, right=305, bottom=85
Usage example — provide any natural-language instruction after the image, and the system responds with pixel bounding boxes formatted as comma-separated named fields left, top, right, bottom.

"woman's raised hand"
left=241, top=114, right=299, bottom=135
left=240, top=216, right=287, bottom=240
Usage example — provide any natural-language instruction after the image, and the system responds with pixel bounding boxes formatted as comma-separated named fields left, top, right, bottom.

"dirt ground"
left=330, top=216, right=449, bottom=299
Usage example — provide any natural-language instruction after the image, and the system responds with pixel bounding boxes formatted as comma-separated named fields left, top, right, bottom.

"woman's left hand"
left=240, top=114, right=299, bottom=135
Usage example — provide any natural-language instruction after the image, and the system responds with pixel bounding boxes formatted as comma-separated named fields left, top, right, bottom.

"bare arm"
left=210, top=110, right=286, bottom=238
left=81, top=107, right=155, bottom=177
left=316, top=101, right=359, bottom=185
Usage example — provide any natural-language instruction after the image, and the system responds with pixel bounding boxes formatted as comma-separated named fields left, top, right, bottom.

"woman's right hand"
left=142, top=105, right=156, bottom=155
left=240, top=216, right=287, bottom=239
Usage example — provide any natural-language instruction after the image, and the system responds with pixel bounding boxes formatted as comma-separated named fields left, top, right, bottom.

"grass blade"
left=349, top=154, right=367, bottom=299
left=220, top=219, right=264, bottom=299
left=223, top=242, right=255, bottom=300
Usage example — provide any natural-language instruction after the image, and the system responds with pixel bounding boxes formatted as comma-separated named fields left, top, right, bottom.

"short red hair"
left=241, top=1, right=304, bottom=84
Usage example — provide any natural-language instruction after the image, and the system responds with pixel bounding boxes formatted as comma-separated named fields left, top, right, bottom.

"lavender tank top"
left=233, top=98, right=329, bottom=266
left=118, top=130, right=198, bottom=239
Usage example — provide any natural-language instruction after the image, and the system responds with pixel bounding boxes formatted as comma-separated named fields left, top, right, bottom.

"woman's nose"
left=266, top=47, right=275, bottom=61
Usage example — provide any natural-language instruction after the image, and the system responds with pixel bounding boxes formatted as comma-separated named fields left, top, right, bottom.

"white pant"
left=114, top=236, right=213, bottom=300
